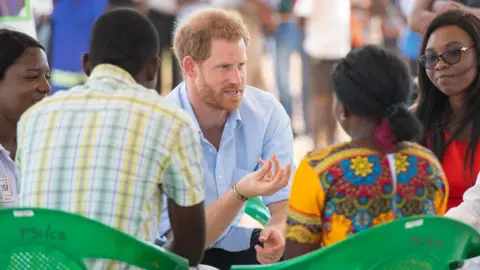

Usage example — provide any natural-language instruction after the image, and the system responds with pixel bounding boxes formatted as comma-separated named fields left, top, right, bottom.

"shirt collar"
left=87, top=64, right=137, bottom=85
left=0, top=144, right=11, bottom=160
left=179, top=83, right=243, bottom=134
left=228, top=107, right=243, bottom=131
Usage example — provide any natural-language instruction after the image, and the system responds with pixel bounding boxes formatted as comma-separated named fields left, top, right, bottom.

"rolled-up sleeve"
left=261, top=100, right=295, bottom=206
left=162, top=118, right=205, bottom=207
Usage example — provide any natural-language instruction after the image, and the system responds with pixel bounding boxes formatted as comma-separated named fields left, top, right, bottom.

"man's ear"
left=146, top=55, right=161, bottom=82
left=82, top=53, right=92, bottom=77
left=183, top=56, right=197, bottom=78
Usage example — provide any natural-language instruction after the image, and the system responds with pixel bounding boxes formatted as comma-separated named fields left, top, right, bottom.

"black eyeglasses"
left=419, top=46, right=475, bottom=70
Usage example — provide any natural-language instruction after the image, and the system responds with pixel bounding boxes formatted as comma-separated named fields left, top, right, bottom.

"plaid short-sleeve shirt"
left=16, top=64, right=204, bottom=244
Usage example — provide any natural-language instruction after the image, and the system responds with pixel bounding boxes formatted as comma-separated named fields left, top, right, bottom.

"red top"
left=435, top=134, right=480, bottom=210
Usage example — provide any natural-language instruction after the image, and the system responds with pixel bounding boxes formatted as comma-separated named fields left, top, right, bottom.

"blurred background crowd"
left=0, top=0, right=424, bottom=163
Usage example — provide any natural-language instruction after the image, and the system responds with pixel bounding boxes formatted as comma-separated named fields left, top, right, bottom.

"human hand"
left=235, top=154, right=291, bottom=198
left=255, top=227, right=285, bottom=264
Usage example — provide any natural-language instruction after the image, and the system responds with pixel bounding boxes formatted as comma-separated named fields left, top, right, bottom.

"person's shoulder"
left=302, top=142, right=358, bottom=171
left=242, top=85, right=277, bottom=104
left=98, top=87, right=197, bottom=132
left=400, top=142, right=443, bottom=168
left=164, top=84, right=183, bottom=105
left=26, top=84, right=192, bottom=129
left=240, top=85, right=288, bottom=118
left=402, top=142, right=436, bottom=156
left=146, top=94, right=195, bottom=127
left=18, top=86, right=83, bottom=120
left=399, top=143, right=448, bottom=187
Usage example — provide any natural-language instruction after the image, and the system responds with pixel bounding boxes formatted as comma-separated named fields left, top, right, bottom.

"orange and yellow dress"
left=286, top=142, right=448, bottom=247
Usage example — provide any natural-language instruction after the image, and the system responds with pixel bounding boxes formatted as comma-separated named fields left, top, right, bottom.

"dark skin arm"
left=408, top=0, right=438, bottom=33
left=461, top=4, right=480, bottom=17
left=371, top=0, right=390, bottom=16
left=165, top=198, right=206, bottom=266
left=408, top=0, right=468, bottom=34
left=284, top=240, right=321, bottom=259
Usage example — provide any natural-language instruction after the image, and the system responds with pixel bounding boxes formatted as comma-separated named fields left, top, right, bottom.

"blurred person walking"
left=274, top=0, right=309, bottom=136
left=294, top=0, right=351, bottom=149
left=148, top=0, right=182, bottom=93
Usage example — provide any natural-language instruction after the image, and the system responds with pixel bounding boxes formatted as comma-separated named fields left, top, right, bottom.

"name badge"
left=0, top=177, right=14, bottom=204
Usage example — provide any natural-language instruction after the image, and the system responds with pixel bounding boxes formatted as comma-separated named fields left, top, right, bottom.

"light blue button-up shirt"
left=157, top=83, right=295, bottom=252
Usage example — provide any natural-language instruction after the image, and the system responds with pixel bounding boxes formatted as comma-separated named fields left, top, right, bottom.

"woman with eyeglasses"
left=416, top=10, right=480, bottom=210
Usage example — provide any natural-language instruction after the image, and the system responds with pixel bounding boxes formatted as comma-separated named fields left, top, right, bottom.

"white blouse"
left=0, top=144, right=18, bottom=208
left=446, top=173, right=480, bottom=230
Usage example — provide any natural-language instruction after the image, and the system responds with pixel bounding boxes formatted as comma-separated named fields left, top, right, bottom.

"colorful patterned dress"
left=286, top=142, right=448, bottom=247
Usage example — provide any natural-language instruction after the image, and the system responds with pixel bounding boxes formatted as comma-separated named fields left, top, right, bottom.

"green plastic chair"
left=0, top=208, right=189, bottom=270
left=232, top=216, right=480, bottom=270
left=245, top=197, right=271, bottom=226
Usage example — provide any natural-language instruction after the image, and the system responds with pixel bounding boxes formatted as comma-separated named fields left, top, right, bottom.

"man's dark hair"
left=108, top=0, right=135, bottom=6
left=88, top=8, right=159, bottom=76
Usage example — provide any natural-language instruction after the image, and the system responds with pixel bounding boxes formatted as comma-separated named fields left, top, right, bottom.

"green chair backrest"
left=245, top=197, right=271, bottom=226
left=0, top=208, right=188, bottom=270
left=231, top=216, right=480, bottom=270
